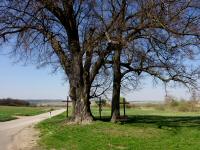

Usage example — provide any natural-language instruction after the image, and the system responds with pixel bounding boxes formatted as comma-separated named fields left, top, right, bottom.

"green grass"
left=0, top=106, right=52, bottom=122
left=37, top=107, right=200, bottom=150
left=91, top=106, right=200, bottom=117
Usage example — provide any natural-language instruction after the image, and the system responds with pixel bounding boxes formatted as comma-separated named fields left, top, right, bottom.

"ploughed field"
left=37, top=107, right=200, bottom=150
left=0, top=106, right=52, bottom=122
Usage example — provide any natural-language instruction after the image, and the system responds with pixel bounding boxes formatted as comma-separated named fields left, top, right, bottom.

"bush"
left=95, top=99, right=107, bottom=107
left=165, top=98, right=200, bottom=112
left=178, top=100, right=199, bottom=112
left=125, top=104, right=136, bottom=108
left=164, top=95, right=179, bottom=107
left=170, top=100, right=179, bottom=107
left=143, top=103, right=157, bottom=108
left=120, top=97, right=129, bottom=103
left=105, top=103, right=111, bottom=107
left=155, top=104, right=165, bottom=111
left=178, top=104, right=190, bottom=112
left=163, top=95, right=200, bottom=112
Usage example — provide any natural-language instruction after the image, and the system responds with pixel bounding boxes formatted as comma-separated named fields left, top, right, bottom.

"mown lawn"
left=0, top=106, right=52, bottom=122
left=37, top=107, right=200, bottom=150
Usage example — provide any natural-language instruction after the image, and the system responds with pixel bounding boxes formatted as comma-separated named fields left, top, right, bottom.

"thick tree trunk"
left=73, top=82, right=93, bottom=123
left=111, top=48, right=121, bottom=122
left=69, top=84, right=76, bottom=119
left=69, top=81, right=93, bottom=124
left=68, top=54, right=93, bottom=123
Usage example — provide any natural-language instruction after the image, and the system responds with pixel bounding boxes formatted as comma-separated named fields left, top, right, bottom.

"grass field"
left=37, top=107, right=200, bottom=150
left=0, top=106, right=52, bottom=122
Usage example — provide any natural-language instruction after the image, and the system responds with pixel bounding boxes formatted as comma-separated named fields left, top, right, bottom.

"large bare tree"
left=0, top=0, right=115, bottom=123
left=92, top=0, right=200, bottom=122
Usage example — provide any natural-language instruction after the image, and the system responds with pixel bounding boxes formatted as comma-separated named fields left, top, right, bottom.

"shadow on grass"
left=95, top=115, right=200, bottom=129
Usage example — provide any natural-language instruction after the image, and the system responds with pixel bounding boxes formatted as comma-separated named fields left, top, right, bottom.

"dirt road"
left=0, top=109, right=66, bottom=150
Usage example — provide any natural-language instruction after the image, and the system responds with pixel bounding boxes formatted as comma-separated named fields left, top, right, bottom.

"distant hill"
left=27, top=99, right=67, bottom=107
left=0, top=98, right=30, bottom=106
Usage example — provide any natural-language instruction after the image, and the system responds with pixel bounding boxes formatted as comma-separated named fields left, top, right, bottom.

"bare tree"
left=93, top=0, right=200, bottom=122
left=0, top=0, right=114, bottom=123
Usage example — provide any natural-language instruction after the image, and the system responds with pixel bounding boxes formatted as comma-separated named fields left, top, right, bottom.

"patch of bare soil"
left=8, top=125, right=40, bottom=150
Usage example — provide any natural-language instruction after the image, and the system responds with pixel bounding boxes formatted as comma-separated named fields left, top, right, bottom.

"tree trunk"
left=69, top=84, right=76, bottom=119
left=111, top=47, right=121, bottom=122
left=69, top=83, right=93, bottom=123
left=68, top=53, right=93, bottom=123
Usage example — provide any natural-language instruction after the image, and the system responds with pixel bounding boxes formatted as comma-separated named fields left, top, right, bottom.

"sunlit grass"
left=0, top=106, right=52, bottom=122
left=37, top=107, right=200, bottom=150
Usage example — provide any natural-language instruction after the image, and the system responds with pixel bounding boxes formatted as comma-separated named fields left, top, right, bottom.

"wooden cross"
left=62, top=96, right=72, bottom=117
left=119, top=98, right=129, bottom=117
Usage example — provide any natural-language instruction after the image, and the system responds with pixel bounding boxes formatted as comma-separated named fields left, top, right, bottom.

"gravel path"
left=0, top=109, right=66, bottom=150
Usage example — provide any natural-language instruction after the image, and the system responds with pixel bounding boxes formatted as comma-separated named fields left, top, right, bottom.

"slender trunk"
left=111, top=47, right=121, bottom=122
left=83, top=70, right=93, bottom=118
left=110, top=0, right=126, bottom=122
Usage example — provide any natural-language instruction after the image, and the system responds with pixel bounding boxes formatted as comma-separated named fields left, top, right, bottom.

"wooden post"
left=67, top=96, right=69, bottom=117
left=62, top=97, right=72, bottom=118
left=99, top=97, right=102, bottom=119
left=123, top=98, right=126, bottom=117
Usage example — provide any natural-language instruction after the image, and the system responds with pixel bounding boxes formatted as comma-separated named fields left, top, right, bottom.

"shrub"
left=143, top=103, right=157, bottom=108
left=164, top=95, right=179, bottom=107
left=155, top=104, right=165, bottom=111
left=95, top=99, right=107, bottom=107
left=105, top=103, right=111, bottom=107
left=172, top=100, right=200, bottom=112
left=126, top=104, right=136, bottom=108
left=170, top=99, right=179, bottom=107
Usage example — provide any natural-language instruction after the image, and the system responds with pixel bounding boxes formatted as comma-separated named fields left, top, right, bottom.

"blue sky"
left=0, top=53, right=191, bottom=101
left=0, top=45, right=191, bottom=101
left=0, top=54, right=68, bottom=100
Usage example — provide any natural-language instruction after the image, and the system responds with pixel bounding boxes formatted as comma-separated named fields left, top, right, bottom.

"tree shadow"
left=95, top=115, right=200, bottom=129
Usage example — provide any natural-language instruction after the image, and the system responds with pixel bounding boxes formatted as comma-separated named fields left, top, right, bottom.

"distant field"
left=37, top=107, right=200, bottom=150
left=0, top=106, right=53, bottom=122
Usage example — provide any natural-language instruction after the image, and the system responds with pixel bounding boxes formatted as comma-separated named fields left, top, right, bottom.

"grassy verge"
left=37, top=107, right=200, bottom=150
left=0, top=106, right=53, bottom=122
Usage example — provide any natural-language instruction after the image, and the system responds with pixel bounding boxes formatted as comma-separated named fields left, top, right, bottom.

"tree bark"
left=111, top=47, right=121, bottom=122
left=69, top=84, right=76, bottom=119
left=68, top=53, right=93, bottom=123
left=73, top=86, right=93, bottom=123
